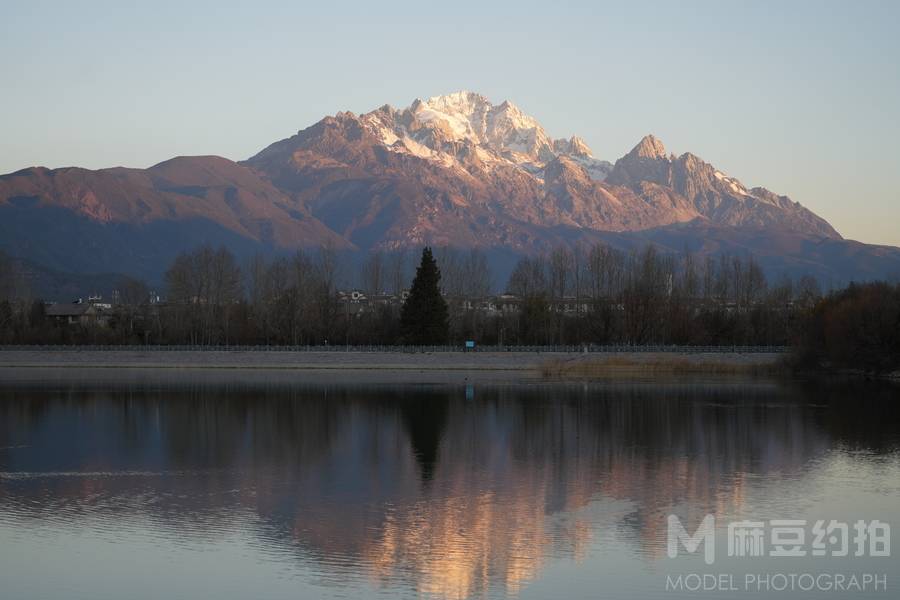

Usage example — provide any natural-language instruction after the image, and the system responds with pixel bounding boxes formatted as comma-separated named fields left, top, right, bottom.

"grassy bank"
left=540, top=353, right=787, bottom=379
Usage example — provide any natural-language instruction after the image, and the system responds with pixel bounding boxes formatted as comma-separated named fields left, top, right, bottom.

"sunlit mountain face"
left=4, top=92, right=900, bottom=290
left=2, top=377, right=899, bottom=599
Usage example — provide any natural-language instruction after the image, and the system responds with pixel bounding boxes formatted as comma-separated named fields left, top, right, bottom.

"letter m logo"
left=667, top=514, right=716, bottom=565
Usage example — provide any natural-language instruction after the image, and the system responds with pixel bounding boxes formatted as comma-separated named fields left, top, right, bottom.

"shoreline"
left=0, top=349, right=784, bottom=368
left=0, top=350, right=786, bottom=384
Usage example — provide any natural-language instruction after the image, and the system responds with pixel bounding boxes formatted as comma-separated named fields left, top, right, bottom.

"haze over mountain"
left=2, top=91, right=898, bottom=293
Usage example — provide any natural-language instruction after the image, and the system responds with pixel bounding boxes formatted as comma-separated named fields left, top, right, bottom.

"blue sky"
left=2, top=0, right=898, bottom=245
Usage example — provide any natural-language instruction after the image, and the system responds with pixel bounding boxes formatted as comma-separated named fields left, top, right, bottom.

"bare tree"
left=253, top=256, right=291, bottom=344
left=715, top=254, right=732, bottom=303
left=246, top=254, right=269, bottom=309
left=435, top=246, right=465, bottom=298
left=462, top=249, right=492, bottom=298
left=745, top=256, right=767, bottom=306
left=0, top=252, right=15, bottom=341
left=361, top=250, right=385, bottom=296
left=165, top=252, right=196, bottom=304
left=702, top=255, right=716, bottom=303
left=0, top=250, right=13, bottom=302
left=164, top=244, right=242, bottom=344
left=284, top=250, right=317, bottom=344
left=549, top=246, right=573, bottom=300
left=387, top=249, right=408, bottom=296
left=210, top=247, right=242, bottom=306
left=313, top=242, right=342, bottom=343
left=571, top=243, right=585, bottom=313
left=622, top=246, right=670, bottom=343
left=682, top=249, right=699, bottom=300
left=586, top=243, right=623, bottom=300
left=114, top=276, right=151, bottom=341
left=795, top=275, right=822, bottom=309
left=507, top=255, right=547, bottom=298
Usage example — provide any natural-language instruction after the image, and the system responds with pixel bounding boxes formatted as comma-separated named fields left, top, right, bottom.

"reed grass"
left=540, top=354, right=786, bottom=379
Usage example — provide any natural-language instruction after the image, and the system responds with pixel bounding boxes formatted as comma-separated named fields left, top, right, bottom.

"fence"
left=0, top=344, right=789, bottom=353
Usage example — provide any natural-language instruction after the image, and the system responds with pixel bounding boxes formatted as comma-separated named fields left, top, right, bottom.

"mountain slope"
left=243, top=92, right=706, bottom=251
left=0, top=156, right=349, bottom=279
left=245, top=92, right=840, bottom=252
left=0, top=156, right=346, bottom=247
left=606, top=135, right=839, bottom=238
left=0, top=90, right=895, bottom=288
left=590, top=222, right=900, bottom=284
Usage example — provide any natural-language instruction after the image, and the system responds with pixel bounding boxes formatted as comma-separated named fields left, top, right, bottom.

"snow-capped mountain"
left=349, top=91, right=613, bottom=180
left=3, top=90, right=895, bottom=286
left=245, top=92, right=834, bottom=249
left=605, top=134, right=839, bottom=238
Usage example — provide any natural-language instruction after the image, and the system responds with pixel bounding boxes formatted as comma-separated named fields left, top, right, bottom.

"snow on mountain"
left=3, top=90, right=880, bottom=286
left=240, top=92, right=838, bottom=248
left=714, top=170, right=752, bottom=197
left=606, top=137, right=839, bottom=238
left=359, top=91, right=612, bottom=181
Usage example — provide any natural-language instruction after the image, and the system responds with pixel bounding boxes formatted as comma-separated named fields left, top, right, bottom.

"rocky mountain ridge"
left=2, top=91, right=894, bottom=287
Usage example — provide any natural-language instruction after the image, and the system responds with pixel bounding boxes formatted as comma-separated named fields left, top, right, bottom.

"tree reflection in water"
left=1, top=378, right=898, bottom=599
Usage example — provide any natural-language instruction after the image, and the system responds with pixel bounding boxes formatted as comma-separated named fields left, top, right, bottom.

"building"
left=45, top=299, right=111, bottom=327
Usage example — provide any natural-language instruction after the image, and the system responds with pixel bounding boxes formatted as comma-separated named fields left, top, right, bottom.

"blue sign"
left=465, top=340, right=475, bottom=349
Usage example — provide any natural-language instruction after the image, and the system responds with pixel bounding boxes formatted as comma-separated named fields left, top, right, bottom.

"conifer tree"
left=400, top=247, right=449, bottom=344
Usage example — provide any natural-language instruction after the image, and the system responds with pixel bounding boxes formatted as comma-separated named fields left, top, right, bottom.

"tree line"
left=0, top=245, right=898, bottom=373
left=502, top=244, right=822, bottom=347
left=793, top=281, right=900, bottom=374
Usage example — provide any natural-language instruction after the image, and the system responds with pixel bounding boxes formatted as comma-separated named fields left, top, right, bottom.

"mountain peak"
left=394, top=91, right=557, bottom=164
left=553, top=136, right=593, bottom=158
left=568, top=136, right=593, bottom=157
left=629, top=135, right=668, bottom=159
left=420, top=91, right=491, bottom=113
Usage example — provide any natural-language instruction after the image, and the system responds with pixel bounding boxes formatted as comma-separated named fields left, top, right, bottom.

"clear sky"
left=2, top=0, right=898, bottom=245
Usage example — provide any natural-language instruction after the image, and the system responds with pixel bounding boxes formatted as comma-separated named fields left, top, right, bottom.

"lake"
left=1, top=371, right=898, bottom=599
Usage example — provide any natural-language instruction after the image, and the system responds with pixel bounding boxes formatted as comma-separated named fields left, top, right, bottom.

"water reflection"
left=1, top=378, right=899, bottom=599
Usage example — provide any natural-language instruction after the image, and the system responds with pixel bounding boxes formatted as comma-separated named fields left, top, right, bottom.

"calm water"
left=1, top=372, right=899, bottom=599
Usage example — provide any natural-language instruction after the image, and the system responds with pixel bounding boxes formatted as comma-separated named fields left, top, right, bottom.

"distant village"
left=4, top=243, right=823, bottom=347
left=42, top=289, right=604, bottom=328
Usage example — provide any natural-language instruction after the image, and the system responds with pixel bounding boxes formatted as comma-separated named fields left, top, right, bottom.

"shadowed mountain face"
left=1, top=91, right=897, bottom=285
left=589, top=223, right=900, bottom=284
left=0, top=156, right=349, bottom=281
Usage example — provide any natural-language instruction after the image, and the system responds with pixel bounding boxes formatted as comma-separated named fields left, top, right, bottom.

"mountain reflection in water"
left=1, top=378, right=899, bottom=600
